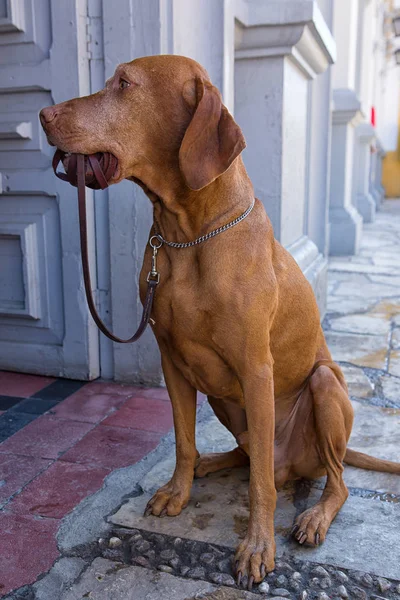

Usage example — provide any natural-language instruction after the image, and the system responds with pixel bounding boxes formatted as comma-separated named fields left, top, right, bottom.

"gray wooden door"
left=0, top=0, right=100, bottom=379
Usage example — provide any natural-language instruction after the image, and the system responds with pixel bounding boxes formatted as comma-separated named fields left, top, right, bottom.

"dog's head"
left=40, top=55, right=246, bottom=192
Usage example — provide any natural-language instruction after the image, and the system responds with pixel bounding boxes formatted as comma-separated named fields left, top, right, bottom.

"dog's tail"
left=344, top=448, right=400, bottom=474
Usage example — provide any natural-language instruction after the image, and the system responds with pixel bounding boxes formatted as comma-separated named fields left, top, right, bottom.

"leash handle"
left=53, top=150, right=158, bottom=344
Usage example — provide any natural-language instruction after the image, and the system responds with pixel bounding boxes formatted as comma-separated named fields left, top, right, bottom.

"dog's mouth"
left=54, top=149, right=120, bottom=189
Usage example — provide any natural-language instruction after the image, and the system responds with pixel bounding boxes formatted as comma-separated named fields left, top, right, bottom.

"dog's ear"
left=179, top=78, right=246, bottom=191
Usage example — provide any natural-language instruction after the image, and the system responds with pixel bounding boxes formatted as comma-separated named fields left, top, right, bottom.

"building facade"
left=0, top=0, right=398, bottom=383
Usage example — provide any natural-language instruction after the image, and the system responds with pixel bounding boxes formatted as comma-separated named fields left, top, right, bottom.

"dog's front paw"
left=291, top=505, right=329, bottom=547
left=144, top=480, right=190, bottom=518
left=234, top=532, right=275, bottom=590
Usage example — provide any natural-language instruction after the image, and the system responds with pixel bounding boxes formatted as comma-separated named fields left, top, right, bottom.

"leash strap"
left=53, top=150, right=158, bottom=344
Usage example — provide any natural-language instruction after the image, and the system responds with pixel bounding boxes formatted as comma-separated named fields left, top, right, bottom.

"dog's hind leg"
left=291, top=364, right=354, bottom=547
left=195, top=395, right=249, bottom=478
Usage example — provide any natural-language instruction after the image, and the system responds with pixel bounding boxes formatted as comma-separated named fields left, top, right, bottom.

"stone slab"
left=326, top=296, right=378, bottom=316
left=344, top=399, right=400, bottom=494
left=372, top=254, right=400, bottom=270
left=392, top=328, right=400, bottom=350
left=329, top=261, right=399, bottom=276
left=369, top=274, right=400, bottom=288
left=110, top=467, right=296, bottom=552
left=388, top=351, right=400, bottom=377
left=329, top=313, right=391, bottom=336
left=381, top=376, right=400, bottom=404
left=324, top=331, right=388, bottom=369
left=332, top=281, right=400, bottom=300
left=110, top=468, right=400, bottom=580
left=33, top=557, right=86, bottom=600
left=340, top=365, right=374, bottom=398
left=359, top=229, right=399, bottom=248
left=60, top=558, right=259, bottom=600
left=327, top=297, right=400, bottom=319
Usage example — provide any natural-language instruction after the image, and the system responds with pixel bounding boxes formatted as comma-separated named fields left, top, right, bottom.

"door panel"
left=0, top=0, right=100, bottom=379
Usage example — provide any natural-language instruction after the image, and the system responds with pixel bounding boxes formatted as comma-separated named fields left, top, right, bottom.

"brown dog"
left=40, top=55, right=400, bottom=589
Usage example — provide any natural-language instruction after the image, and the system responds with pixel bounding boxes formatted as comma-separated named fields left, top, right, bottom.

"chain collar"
left=147, top=199, right=256, bottom=285
left=152, top=199, right=255, bottom=249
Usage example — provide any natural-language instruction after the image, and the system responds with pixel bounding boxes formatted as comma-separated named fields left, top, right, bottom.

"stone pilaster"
left=234, top=0, right=335, bottom=314
left=354, top=122, right=376, bottom=222
left=370, top=139, right=386, bottom=208
left=329, top=89, right=364, bottom=255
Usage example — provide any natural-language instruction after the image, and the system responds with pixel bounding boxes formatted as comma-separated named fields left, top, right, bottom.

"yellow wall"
left=382, top=98, right=400, bottom=198
left=383, top=151, right=400, bottom=197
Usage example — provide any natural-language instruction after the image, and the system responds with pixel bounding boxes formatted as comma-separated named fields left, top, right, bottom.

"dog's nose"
left=40, top=106, right=57, bottom=126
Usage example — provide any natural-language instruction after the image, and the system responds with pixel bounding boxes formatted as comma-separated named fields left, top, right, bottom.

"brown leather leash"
left=52, top=150, right=159, bottom=343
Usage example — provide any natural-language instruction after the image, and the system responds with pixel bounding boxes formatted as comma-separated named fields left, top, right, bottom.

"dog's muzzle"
left=52, top=149, right=118, bottom=189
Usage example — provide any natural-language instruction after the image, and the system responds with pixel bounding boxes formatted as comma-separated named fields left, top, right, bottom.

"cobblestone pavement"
left=4, top=201, right=400, bottom=599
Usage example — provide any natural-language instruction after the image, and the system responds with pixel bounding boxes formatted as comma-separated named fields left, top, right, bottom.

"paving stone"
left=340, top=365, right=374, bottom=398
left=332, top=281, right=400, bottom=300
left=329, top=262, right=396, bottom=276
left=0, top=372, right=56, bottom=398
left=78, top=381, right=141, bottom=396
left=0, top=395, right=23, bottom=411
left=359, top=230, right=399, bottom=248
left=101, top=396, right=174, bottom=433
left=29, top=379, right=86, bottom=403
left=324, top=331, right=388, bottom=369
left=271, top=588, right=290, bottom=596
left=369, top=274, right=400, bottom=289
left=9, top=460, right=109, bottom=518
left=209, top=572, right=235, bottom=585
left=388, top=350, right=400, bottom=377
left=0, top=411, right=38, bottom=444
left=343, top=399, right=400, bottom=494
left=371, top=298, right=400, bottom=319
left=0, top=453, right=52, bottom=507
left=377, top=576, right=392, bottom=592
left=7, top=396, right=61, bottom=415
left=336, top=571, right=348, bottom=583
left=360, top=244, right=400, bottom=256
left=59, top=558, right=259, bottom=600
left=328, top=313, right=391, bottom=336
left=0, top=415, right=94, bottom=459
left=0, top=512, right=59, bottom=596
left=32, top=557, right=86, bottom=600
left=337, top=584, right=349, bottom=598
left=372, top=254, right=400, bottom=270
left=50, top=391, right=127, bottom=423
left=258, top=581, right=270, bottom=593
left=326, top=298, right=377, bottom=316
left=391, top=328, right=400, bottom=350
left=380, top=376, right=400, bottom=404
left=158, top=564, right=174, bottom=573
left=328, top=272, right=370, bottom=284
left=61, top=425, right=163, bottom=470
left=133, top=387, right=171, bottom=401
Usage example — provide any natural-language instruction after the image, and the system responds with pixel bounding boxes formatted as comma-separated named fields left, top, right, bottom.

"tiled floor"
left=0, top=372, right=178, bottom=596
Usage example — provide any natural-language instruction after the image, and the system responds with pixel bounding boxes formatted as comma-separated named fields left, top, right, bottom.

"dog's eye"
left=119, top=79, right=130, bottom=90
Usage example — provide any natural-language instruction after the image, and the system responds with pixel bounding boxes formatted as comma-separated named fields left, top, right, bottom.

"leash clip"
left=147, top=235, right=163, bottom=283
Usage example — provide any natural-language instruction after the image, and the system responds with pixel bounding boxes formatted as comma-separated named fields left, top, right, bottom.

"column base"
left=357, top=191, right=376, bottom=222
left=370, top=185, right=384, bottom=210
left=329, top=205, right=363, bottom=256
left=287, top=236, right=328, bottom=317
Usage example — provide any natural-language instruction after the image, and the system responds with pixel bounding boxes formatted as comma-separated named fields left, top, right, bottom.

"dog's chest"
left=150, top=275, right=242, bottom=398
